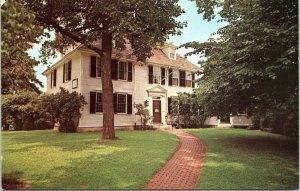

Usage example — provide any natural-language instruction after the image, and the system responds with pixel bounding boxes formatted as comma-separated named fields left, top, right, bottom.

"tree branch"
left=35, top=16, right=103, bottom=56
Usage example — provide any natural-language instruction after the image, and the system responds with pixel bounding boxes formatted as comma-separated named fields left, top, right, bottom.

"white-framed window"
left=50, top=69, right=57, bottom=88
left=169, top=47, right=176, bottom=60
left=96, top=92, right=103, bottom=113
left=118, top=62, right=127, bottom=80
left=117, top=94, right=127, bottom=114
left=96, top=58, right=101, bottom=77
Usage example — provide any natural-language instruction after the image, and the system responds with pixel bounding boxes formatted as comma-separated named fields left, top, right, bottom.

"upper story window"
left=118, top=62, right=127, bottom=80
left=168, top=69, right=179, bottom=86
left=111, top=59, right=132, bottom=82
left=91, top=56, right=101, bottom=78
left=50, top=69, right=57, bottom=88
left=149, top=65, right=166, bottom=85
left=63, top=60, right=72, bottom=82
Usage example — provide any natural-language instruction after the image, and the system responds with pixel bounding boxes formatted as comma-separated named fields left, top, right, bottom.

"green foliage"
left=2, top=88, right=86, bottom=132
left=41, top=88, right=86, bottom=133
left=1, top=0, right=45, bottom=94
left=25, top=0, right=186, bottom=61
left=2, top=91, right=52, bottom=130
left=183, top=0, right=298, bottom=135
left=2, top=130, right=179, bottom=189
left=134, top=104, right=152, bottom=129
left=188, top=128, right=298, bottom=189
left=169, top=93, right=207, bottom=128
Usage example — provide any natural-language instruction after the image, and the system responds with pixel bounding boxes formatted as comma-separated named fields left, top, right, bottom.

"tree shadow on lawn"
left=2, top=171, right=28, bottom=189
left=199, top=135, right=299, bottom=189
left=3, top=131, right=178, bottom=189
left=223, top=135, right=298, bottom=155
left=14, top=145, right=169, bottom=190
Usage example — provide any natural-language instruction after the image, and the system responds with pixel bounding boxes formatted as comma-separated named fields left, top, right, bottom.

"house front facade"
left=43, top=43, right=200, bottom=131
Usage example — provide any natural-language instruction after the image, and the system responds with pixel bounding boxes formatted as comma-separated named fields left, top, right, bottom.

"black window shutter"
left=90, top=56, right=96, bottom=77
left=161, top=67, right=165, bottom=85
left=90, top=92, right=96, bottom=114
left=180, top=71, right=185, bottom=87
left=111, top=59, right=118, bottom=80
left=53, top=69, right=57, bottom=87
left=128, top=62, right=132, bottom=81
left=113, top=93, right=118, bottom=114
left=68, top=60, right=72, bottom=81
left=168, top=69, right=172, bottom=86
left=149, top=65, right=153, bottom=84
left=63, top=64, right=65, bottom=83
left=127, top=94, right=132, bottom=114
left=192, top=73, right=195, bottom=88
left=168, top=97, right=172, bottom=114
left=50, top=72, right=53, bottom=88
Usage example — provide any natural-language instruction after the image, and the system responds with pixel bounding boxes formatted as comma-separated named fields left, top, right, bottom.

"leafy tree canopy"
left=1, top=0, right=46, bottom=94
left=25, top=0, right=186, bottom=61
left=182, top=0, right=298, bottom=131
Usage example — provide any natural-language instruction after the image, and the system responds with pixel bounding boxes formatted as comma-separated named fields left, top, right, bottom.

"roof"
left=43, top=44, right=200, bottom=75
left=147, top=48, right=199, bottom=71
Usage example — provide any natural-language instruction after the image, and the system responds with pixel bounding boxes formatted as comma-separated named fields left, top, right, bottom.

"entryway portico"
left=147, top=85, right=168, bottom=124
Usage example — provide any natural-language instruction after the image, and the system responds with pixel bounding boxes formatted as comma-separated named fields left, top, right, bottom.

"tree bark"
left=101, top=32, right=115, bottom=139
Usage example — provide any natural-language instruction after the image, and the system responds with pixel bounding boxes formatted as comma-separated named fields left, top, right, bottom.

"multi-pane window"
left=96, top=92, right=103, bottom=112
left=96, top=58, right=101, bottom=77
left=117, top=94, right=127, bottom=113
left=118, top=62, right=127, bottom=80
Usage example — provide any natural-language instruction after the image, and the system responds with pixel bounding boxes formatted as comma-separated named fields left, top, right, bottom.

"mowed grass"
left=2, top=130, right=179, bottom=189
left=187, top=128, right=299, bottom=189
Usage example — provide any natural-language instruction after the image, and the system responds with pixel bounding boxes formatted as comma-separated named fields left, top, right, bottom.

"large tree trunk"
left=101, top=32, right=115, bottom=139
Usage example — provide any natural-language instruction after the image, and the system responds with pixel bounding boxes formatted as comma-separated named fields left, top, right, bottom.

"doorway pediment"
left=147, top=85, right=167, bottom=97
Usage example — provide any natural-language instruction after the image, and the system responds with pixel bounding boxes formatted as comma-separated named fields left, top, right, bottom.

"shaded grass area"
left=187, top=128, right=299, bottom=189
left=2, top=130, right=179, bottom=189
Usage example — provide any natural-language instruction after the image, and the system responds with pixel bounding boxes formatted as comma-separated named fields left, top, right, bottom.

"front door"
left=153, top=100, right=161, bottom=123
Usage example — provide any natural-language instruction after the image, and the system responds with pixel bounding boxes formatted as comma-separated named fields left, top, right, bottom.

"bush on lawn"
left=169, top=93, right=207, bottom=128
left=2, top=91, right=52, bottom=131
left=134, top=103, right=152, bottom=129
left=40, top=88, right=86, bottom=133
left=2, top=88, right=86, bottom=132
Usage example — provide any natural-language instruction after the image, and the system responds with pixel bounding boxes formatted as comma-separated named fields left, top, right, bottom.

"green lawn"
left=187, top=128, right=299, bottom=189
left=2, top=130, right=179, bottom=189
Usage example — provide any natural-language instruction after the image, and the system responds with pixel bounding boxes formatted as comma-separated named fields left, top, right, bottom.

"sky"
left=29, top=0, right=224, bottom=92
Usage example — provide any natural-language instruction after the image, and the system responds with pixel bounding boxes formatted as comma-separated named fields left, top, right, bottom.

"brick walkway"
left=144, top=129, right=206, bottom=190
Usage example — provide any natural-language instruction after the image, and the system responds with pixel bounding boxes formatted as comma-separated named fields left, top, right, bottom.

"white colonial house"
left=43, top=43, right=201, bottom=131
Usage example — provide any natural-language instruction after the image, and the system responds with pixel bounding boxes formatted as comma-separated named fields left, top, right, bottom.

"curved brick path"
left=144, top=129, right=206, bottom=190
